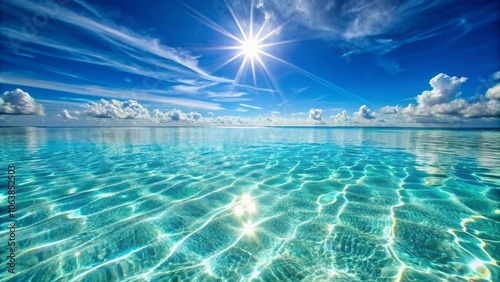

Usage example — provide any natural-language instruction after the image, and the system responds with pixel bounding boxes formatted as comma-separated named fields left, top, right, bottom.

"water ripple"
left=1, top=127, right=499, bottom=281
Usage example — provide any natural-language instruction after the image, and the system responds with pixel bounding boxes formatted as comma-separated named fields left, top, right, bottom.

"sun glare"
left=242, top=38, right=261, bottom=58
left=185, top=1, right=291, bottom=90
left=243, top=222, right=255, bottom=234
left=185, top=1, right=368, bottom=103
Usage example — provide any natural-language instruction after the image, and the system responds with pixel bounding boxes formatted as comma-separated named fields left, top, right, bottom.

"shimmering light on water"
left=0, top=127, right=499, bottom=281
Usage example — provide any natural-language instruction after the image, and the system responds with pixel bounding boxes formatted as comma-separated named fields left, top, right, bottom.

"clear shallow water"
left=1, top=127, right=499, bottom=282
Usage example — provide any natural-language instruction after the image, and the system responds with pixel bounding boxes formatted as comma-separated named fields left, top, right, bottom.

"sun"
left=185, top=2, right=367, bottom=103
left=184, top=0, right=304, bottom=97
left=242, top=38, right=261, bottom=59
left=184, top=1, right=290, bottom=88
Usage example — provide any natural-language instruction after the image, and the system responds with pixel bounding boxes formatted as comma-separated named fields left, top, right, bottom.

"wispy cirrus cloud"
left=0, top=0, right=241, bottom=111
left=256, top=0, right=499, bottom=56
left=207, top=91, right=252, bottom=102
left=0, top=26, right=208, bottom=86
left=2, top=0, right=229, bottom=83
left=0, top=73, right=224, bottom=110
left=171, top=85, right=204, bottom=94
left=310, top=95, right=328, bottom=102
left=239, top=103, right=263, bottom=110
left=207, top=91, right=249, bottom=98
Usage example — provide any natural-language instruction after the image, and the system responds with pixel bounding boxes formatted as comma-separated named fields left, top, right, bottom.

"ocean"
left=1, top=127, right=499, bottom=281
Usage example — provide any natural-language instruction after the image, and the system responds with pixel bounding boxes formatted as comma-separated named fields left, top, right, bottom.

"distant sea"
left=1, top=127, right=499, bottom=281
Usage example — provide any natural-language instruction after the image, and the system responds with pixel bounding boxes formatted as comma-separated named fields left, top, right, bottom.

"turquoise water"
left=1, top=127, right=499, bottom=281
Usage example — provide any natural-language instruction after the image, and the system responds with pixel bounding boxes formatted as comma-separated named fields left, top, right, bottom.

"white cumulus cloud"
left=0, top=89, right=45, bottom=115
left=330, top=110, right=350, bottom=123
left=461, top=99, right=500, bottom=118
left=379, top=105, right=399, bottom=114
left=309, top=108, right=323, bottom=121
left=187, top=111, right=202, bottom=121
left=357, top=105, right=376, bottom=119
left=85, top=99, right=150, bottom=119
left=58, top=109, right=78, bottom=120
left=384, top=73, right=500, bottom=120
left=486, top=84, right=500, bottom=100
left=416, top=73, right=468, bottom=107
left=151, top=108, right=204, bottom=123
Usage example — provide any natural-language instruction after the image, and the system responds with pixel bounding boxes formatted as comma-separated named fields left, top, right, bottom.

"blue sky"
left=0, top=0, right=499, bottom=127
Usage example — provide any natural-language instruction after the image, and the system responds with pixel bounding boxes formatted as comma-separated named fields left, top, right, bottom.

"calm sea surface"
left=1, top=127, right=499, bottom=281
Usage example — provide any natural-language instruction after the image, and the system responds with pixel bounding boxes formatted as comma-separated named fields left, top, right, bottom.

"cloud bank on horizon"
left=2, top=72, right=499, bottom=126
left=0, top=0, right=499, bottom=127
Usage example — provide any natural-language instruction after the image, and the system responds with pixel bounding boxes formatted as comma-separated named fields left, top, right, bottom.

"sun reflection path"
left=232, top=193, right=260, bottom=240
